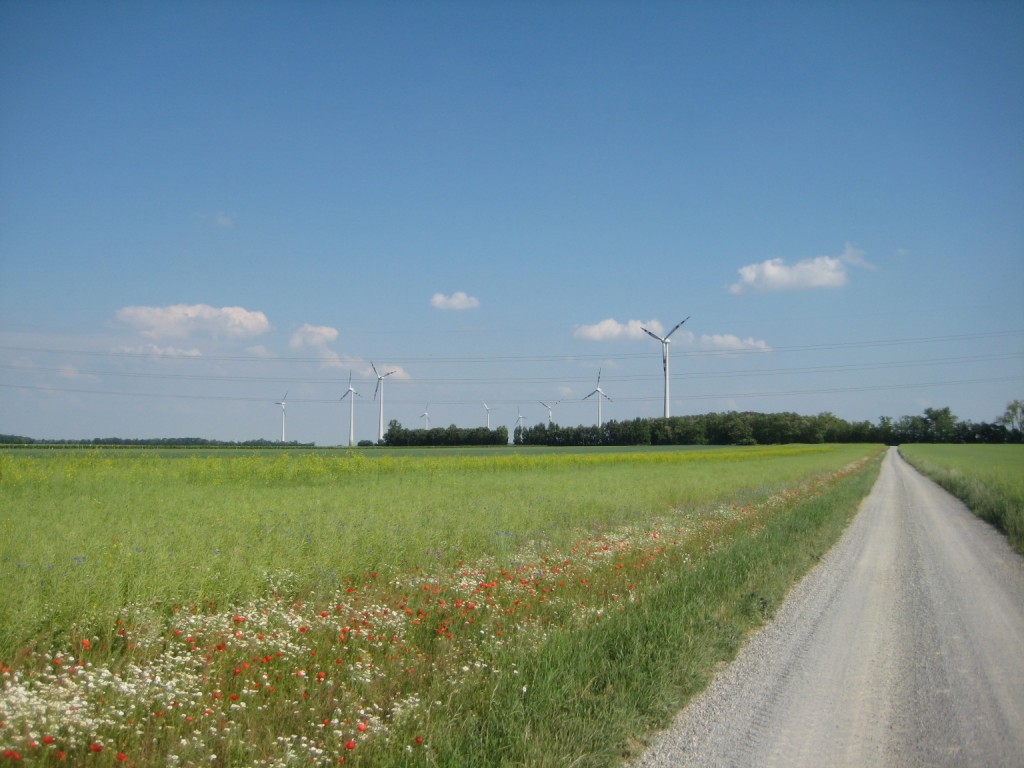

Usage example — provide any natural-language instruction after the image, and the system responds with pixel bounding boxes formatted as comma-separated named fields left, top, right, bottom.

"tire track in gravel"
left=634, top=446, right=1024, bottom=768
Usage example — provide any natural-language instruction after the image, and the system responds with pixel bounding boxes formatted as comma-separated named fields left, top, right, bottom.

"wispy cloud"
left=290, top=324, right=338, bottom=348
left=116, top=304, right=270, bottom=340
left=351, top=359, right=411, bottom=381
left=574, top=320, right=770, bottom=352
left=114, top=343, right=203, bottom=357
left=430, top=291, right=480, bottom=310
left=290, top=324, right=343, bottom=368
left=195, top=211, right=235, bottom=229
left=728, top=243, right=874, bottom=295
left=214, top=212, right=235, bottom=229
left=573, top=318, right=663, bottom=341
left=57, top=364, right=99, bottom=381
left=697, top=333, right=771, bottom=352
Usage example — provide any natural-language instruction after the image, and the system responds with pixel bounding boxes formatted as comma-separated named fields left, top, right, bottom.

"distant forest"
left=3, top=403, right=1021, bottom=448
left=390, top=403, right=1022, bottom=447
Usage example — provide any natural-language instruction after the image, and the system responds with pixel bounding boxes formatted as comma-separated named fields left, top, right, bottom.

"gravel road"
left=634, top=446, right=1024, bottom=767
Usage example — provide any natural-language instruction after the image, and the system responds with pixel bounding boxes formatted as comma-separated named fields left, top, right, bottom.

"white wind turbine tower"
left=482, top=401, right=497, bottom=429
left=641, top=317, right=689, bottom=419
left=421, top=403, right=431, bottom=430
left=340, top=374, right=360, bottom=447
left=539, top=400, right=560, bottom=425
left=583, top=370, right=612, bottom=427
left=372, top=362, right=395, bottom=444
left=274, top=392, right=288, bottom=442
left=512, top=406, right=525, bottom=440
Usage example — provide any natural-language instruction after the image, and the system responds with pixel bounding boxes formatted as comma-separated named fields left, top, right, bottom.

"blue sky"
left=1, top=0, right=1022, bottom=445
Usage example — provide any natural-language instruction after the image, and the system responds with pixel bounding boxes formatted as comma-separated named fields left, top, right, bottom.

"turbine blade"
left=370, top=361, right=379, bottom=377
left=642, top=327, right=665, bottom=342
left=665, top=316, right=690, bottom=340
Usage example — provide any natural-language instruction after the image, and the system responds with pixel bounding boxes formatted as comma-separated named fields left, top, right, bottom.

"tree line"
left=511, top=404, right=1022, bottom=447
left=382, top=421, right=509, bottom=447
left=3, top=401, right=1019, bottom=448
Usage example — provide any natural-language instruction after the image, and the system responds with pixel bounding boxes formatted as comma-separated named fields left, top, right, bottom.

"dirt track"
left=635, top=446, right=1024, bottom=767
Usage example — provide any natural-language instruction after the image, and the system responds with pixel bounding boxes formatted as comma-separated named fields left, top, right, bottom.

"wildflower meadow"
left=1, top=444, right=883, bottom=766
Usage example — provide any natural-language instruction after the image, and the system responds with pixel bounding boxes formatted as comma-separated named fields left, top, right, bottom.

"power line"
left=2, top=374, right=1020, bottom=407
left=2, top=351, right=1020, bottom=387
left=1, top=328, right=1021, bottom=366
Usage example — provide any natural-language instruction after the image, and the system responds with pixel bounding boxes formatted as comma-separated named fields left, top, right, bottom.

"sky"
left=1, top=0, right=1022, bottom=445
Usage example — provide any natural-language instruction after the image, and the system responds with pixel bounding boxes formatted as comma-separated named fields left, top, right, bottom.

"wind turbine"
left=539, top=400, right=560, bottom=425
left=274, top=392, right=288, bottom=442
left=482, top=401, right=497, bottom=429
left=512, top=406, right=525, bottom=439
left=582, top=370, right=612, bottom=427
left=372, top=362, right=395, bottom=443
left=421, top=403, right=431, bottom=430
left=340, top=374, right=360, bottom=447
left=641, top=317, right=690, bottom=419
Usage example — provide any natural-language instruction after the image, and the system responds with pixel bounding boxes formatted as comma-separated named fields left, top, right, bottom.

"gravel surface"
left=634, top=446, right=1024, bottom=768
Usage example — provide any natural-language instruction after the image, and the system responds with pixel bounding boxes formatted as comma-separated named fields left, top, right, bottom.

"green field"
left=899, top=444, right=1024, bottom=554
left=1, top=445, right=882, bottom=766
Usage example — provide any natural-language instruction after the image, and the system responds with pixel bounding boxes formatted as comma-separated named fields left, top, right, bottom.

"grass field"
left=899, top=444, right=1024, bottom=555
left=1, top=444, right=882, bottom=766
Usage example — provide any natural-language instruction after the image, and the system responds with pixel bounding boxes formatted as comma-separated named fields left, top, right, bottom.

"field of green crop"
left=899, top=444, right=1024, bottom=554
left=1, top=444, right=882, bottom=766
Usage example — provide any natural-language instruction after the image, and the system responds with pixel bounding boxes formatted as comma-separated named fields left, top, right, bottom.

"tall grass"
left=899, top=444, right=1024, bottom=554
left=0, top=445, right=882, bottom=766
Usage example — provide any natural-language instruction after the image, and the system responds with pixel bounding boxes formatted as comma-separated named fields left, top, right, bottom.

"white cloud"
left=697, top=334, right=771, bottom=352
left=116, top=304, right=270, bottom=339
left=574, top=321, right=771, bottom=352
left=840, top=243, right=875, bottom=270
left=289, top=324, right=339, bottom=348
left=290, top=324, right=343, bottom=368
left=114, top=344, right=203, bottom=357
left=728, top=243, right=874, bottom=295
left=214, top=212, right=235, bottom=229
left=351, top=359, right=411, bottom=381
left=430, top=291, right=480, bottom=310
left=57, top=364, right=99, bottom=381
left=573, top=318, right=663, bottom=341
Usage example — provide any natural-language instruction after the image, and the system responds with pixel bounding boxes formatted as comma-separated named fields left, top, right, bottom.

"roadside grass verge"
left=899, top=444, right=1024, bottom=554
left=423, top=449, right=884, bottom=767
left=0, top=445, right=882, bottom=766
